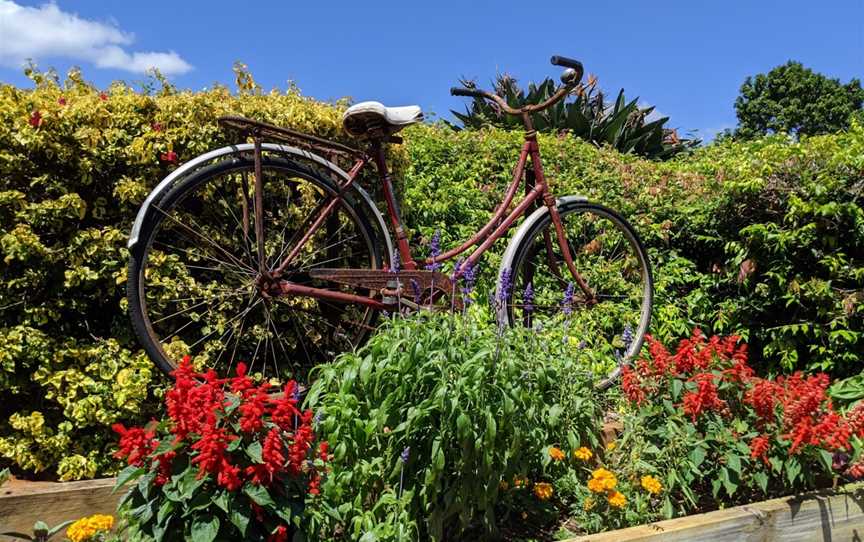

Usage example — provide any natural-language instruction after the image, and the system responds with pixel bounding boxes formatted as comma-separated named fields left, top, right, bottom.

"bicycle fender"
left=127, top=143, right=394, bottom=260
left=495, top=195, right=588, bottom=324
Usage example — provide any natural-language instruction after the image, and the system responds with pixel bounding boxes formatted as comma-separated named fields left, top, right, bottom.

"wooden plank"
left=565, top=484, right=864, bottom=542
left=0, top=478, right=120, bottom=540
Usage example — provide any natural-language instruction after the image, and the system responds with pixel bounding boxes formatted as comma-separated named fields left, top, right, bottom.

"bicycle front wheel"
left=499, top=200, right=653, bottom=389
left=128, top=156, right=383, bottom=381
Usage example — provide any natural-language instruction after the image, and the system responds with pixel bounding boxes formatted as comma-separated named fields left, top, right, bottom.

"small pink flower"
left=58, top=96, right=67, bottom=106
left=160, top=150, right=178, bottom=164
left=29, top=110, right=42, bottom=128
left=151, top=122, right=163, bottom=132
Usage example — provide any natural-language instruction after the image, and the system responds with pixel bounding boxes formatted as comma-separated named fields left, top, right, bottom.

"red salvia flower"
left=744, top=378, right=779, bottom=426
left=267, top=526, right=289, bottom=542
left=112, top=423, right=157, bottom=466
left=749, top=434, right=771, bottom=465
left=190, top=425, right=232, bottom=478
left=681, top=372, right=726, bottom=422
left=217, top=458, right=243, bottom=491
left=271, top=381, right=300, bottom=431
left=99, top=92, right=108, bottom=101
left=621, top=365, right=646, bottom=404
left=238, top=384, right=270, bottom=433
left=58, top=96, right=67, bottom=106
left=29, top=110, right=42, bottom=128
left=151, top=121, right=163, bottom=132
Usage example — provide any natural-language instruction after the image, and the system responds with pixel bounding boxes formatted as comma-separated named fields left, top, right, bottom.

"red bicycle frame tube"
left=269, top=129, right=589, bottom=308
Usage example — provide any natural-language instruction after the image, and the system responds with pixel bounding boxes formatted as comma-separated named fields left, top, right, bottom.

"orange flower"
left=640, top=475, right=662, bottom=495
left=549, top=446, right=566, bottom=462
left=533, top=482, right=553, bottom=501
left=574, top=446, right=593, bottom=461
left=607, top=490, right=627, bottom=508
left=588, top=468, right=617, bottom=492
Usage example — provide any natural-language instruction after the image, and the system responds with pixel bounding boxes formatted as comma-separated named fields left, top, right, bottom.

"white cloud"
left=0, top=0, right=192, bottom=75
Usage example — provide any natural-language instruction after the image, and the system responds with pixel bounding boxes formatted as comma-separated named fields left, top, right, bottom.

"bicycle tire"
left=128, top=155, right=384, bottom=377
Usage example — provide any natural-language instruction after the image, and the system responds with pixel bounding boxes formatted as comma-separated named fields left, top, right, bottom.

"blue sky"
left=1, top=0, right=862, bottom=141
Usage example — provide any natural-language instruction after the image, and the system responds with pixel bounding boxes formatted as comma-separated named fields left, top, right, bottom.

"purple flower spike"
left=390, top=248, right=401, bottom=273
left=461, top=261, right=477, bottom=305
left=562, top=282, right=575, bottom=316
left=622, top=324, right=634, bottom=352
left=450, top=258, right=464, bottom=284
left=410, top=278, right=422, bottom=304
left=400, top=446, right=410, bottom=464
left=523, top=282, right=534, bottom=314
left=425, top=230, right=442, bottom=271
left=497, top=268, right=512, bottom=305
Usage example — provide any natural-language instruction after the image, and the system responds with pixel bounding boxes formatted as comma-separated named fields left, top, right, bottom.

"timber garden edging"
left=2, top=478, right=863, bottom=541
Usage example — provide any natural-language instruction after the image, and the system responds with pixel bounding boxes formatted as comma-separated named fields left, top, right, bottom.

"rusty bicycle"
left=126, top=55, right=653, bottom=388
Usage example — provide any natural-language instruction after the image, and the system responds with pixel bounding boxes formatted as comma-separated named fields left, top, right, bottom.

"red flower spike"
left=749, top=435, right=771, bottom=465
left=681, top=373, right=726, bottom=422
left=267, top=526, right=289, bottom=542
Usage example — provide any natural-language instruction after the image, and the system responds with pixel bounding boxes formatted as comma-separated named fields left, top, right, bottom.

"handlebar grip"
left=450, top=87, right=485, bottom=98
left=550, top=55, right=583, bottom=72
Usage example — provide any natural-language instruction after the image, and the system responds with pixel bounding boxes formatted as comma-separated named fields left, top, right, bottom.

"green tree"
left=734, top=61, right=864, bottom=138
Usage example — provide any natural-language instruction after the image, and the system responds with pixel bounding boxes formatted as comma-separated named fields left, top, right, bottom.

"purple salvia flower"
left=450, top=258, right=464, bottom=284
left=622, top=324, right=634, bottom=352
left=461, top=261, right=477, bottom=305
left=425, top=230, right=442, bottom=271
left=496, top=268, right=512, bottom=305
left=523, top=282, right=534, bottom=314
left=390, top=248, right=401, bottom=273
left=562, top=282, right=575, bottom=316
left=400, top=446, right=410, bottom=463
left=410, top=278, right=422, bottom=304
left=314, top=409, right=324, bottom=426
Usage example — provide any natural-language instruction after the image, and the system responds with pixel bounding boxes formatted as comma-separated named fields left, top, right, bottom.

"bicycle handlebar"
left=451, top=55, right=584, bottom=116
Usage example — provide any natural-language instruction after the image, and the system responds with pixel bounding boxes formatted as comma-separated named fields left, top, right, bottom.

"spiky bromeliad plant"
left=449, top=74, right=699, bottom=160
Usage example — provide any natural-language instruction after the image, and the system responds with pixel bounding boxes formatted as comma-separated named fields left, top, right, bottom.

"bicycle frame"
left=253, top=121, right=590, bottom=311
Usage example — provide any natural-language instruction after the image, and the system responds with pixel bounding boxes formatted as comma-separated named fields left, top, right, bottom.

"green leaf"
left=753, top=471, right=769, bottom=493
left=246, top=441, right=263, bottom=464
left=726, top=454, right=742, bottom=475
left=191, top=514, right=220, bottom=542
left=689, top=446, right=706, bottom=468
left=244, top=484, right=275, bottom=507
left=113, top=465, right=146, bottom=493
left=230, top=506, right=250, bottom=536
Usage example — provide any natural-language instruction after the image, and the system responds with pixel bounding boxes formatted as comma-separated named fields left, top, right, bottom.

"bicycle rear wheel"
left=499, top=200, right=652, bottom=389
left=127, top=155, right=383, bottom=380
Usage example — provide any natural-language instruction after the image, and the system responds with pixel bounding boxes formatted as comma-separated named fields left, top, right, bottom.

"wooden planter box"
left=0, top=478, right=120, bottom=539
left=565, top=483, right=864, bottom=542
left=3, top=478, right=863, bottom=541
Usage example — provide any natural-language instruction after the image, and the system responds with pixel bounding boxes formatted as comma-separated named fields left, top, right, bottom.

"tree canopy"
left=734, top=61, right=864, bottom=138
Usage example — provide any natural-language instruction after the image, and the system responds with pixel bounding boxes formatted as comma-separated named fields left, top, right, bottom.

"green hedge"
left=0, top=68, right=861, bottom=480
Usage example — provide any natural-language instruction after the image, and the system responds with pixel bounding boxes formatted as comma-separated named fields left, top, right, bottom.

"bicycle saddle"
left=343, top=101, right=423, bottom=137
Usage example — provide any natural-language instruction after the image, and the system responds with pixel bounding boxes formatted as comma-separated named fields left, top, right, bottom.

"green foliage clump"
left=305, top=313, right=603, bottom=541
left=734, top=60, right=864, bottom=138
left=450, top=74, right=699, bottom=159
left=403, top=120, right=864, bottom=375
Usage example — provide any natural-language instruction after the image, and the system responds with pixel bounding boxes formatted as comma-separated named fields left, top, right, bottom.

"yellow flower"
left=549, top=446, right=566, bottom=462
left=587, top=467, right=617, bottom=492
left=583, top=496, right=595, bottom=511
left=574, top=447, right=593, bottom=461
left=67, top=514, right=114, bottom=542
left=606, top=441, right=616, bottom=451
left=499, top=479, right=509, bottom=491
left=641, top=475, right=663, bottom=495
left=533, top=482, right=554, bottom=501
left=607, top=490, right=627, bottom=508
